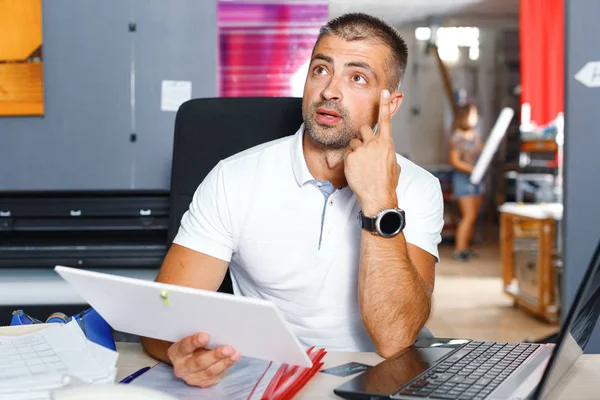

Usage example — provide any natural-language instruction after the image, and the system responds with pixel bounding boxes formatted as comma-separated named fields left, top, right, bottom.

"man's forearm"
left=140, top=336, right=174, bottom=364
left=358, top=230, right=432, bottom=358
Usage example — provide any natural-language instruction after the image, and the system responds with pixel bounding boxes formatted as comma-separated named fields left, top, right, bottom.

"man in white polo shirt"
left=141, top=12, right=444, bottom=388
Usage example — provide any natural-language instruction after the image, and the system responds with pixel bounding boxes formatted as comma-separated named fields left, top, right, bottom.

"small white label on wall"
left=161, top=80, right=192, bottom=111
left=575, top=61, right=600, bottom=88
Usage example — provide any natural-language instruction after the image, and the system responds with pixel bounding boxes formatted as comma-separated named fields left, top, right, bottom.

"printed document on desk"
left=54, top=266, right=312, bottom=367
left=133, top=358, right=280, bottom=400
left=0, top=320, right=118, bottom=400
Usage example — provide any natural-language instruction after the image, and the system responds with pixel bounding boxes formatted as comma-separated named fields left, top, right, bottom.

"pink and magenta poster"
left=219, top=1, right=328, bottom=97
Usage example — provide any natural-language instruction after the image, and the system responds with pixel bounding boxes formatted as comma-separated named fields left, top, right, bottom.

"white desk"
left=498, top=202, right=563, bottom=220
left=116, top=342, right=600, bottom=399
left=2, top=324, right=597, bottom=399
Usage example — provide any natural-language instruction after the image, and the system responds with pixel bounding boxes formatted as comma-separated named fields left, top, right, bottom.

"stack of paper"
left=0, top=320, right=118, bottom=400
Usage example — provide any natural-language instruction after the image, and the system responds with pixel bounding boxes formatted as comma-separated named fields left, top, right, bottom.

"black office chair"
left=167, top=97, right=304, bottom=294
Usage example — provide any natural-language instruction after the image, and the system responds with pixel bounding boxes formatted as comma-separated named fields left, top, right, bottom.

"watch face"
left=378, top=210, right=403, bottom=237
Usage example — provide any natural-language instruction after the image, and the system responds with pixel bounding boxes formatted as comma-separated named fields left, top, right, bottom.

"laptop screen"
left=536, top=240, right=600, bottom=398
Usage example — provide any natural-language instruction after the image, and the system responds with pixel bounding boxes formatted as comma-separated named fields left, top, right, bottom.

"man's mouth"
left=316, top=107, right=341, bottom=118
left=315, top=107, right=342, bottom=125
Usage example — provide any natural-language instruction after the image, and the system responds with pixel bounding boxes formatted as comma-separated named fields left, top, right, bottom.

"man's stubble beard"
left=303, top=101, right=358, bottom=150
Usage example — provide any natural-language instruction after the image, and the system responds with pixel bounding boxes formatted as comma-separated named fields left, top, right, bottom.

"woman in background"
left=449, top=103, right=484, bottom=261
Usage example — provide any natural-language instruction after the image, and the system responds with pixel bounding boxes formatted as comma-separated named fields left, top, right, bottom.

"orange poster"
left=0, top=0, right=44, bottom=116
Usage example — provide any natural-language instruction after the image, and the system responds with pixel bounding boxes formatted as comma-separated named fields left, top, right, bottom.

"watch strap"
left=358, top=211, right=377, bottom=233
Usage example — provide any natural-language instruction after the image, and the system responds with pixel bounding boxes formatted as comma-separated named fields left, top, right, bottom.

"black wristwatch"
left=358, top=208, right=406, bottom=237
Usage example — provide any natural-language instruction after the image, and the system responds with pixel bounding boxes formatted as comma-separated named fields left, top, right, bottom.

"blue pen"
left=119, top=366, right=151, bottom=384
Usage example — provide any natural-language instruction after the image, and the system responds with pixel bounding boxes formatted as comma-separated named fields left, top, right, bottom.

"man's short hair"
left=315, top=12, right=408, bottom=92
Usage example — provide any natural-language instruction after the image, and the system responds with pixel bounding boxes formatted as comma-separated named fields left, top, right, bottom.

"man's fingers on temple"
left=377, top=90, right=392, bottom=138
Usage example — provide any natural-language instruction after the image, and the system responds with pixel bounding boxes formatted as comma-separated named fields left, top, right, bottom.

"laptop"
left=334, top=239, right=600, bottom=400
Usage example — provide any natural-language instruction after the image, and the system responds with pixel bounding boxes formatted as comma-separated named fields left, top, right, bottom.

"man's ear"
left=390, top=92, right=404, bottom=118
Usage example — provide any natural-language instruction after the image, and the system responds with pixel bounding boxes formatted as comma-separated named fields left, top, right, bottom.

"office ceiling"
left=329, top=0, right=520, bottom=28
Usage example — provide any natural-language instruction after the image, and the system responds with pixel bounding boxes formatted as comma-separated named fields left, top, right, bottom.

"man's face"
left=302, top=35, right=394, bottom=149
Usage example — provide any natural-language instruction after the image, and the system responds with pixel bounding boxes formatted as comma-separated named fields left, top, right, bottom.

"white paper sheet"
left=0, top=321, right=118, bottom=400
left=54, top=266, right=312, bottom=368
left=133, top=358, right=281, bottom=400
left=161, top=80, right=192, bottom=112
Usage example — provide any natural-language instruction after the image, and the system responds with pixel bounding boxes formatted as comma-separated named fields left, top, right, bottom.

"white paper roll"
left=470, top=107, right=514, bottom=185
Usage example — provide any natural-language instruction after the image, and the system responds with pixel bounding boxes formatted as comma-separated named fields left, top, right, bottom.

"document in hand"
left=0, top=320, right=118, bottom=400
left=132, top=346, right=326, bottom=400
left=54, top=266, right=312, bottom=367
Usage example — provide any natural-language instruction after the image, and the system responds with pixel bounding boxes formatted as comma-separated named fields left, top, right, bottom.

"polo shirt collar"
left=290, top=123, right=315, bottom=186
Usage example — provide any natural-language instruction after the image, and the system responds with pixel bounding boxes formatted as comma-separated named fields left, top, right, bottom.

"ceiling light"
left=415, top=27, right=431, bottom=41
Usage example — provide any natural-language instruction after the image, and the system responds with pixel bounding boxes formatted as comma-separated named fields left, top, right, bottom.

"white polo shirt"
left=173, top=124, right=444, bottom=352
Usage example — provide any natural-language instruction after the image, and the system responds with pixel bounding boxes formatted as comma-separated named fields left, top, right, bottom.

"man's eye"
left=352, top=75, right=367, bottom=84
left=313, top=66, right=327, bottom=75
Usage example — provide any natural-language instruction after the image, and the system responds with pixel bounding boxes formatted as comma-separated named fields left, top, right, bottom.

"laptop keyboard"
left=395, top=341, right=541, bottom=400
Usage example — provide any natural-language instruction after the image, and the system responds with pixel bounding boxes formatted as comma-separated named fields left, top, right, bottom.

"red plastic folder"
left=256, top=346, right=327, bottom=400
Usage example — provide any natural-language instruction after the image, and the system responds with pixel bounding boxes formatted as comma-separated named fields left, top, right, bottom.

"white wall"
left=392, top=28, right=449, bottom=167
left=392, top=27, right=500, bottom=168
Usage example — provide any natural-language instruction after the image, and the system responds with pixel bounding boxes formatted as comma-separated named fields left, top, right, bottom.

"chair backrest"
left=168, top=97, right=304, bottom=293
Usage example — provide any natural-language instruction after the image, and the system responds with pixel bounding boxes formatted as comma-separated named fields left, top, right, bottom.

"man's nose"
left=321, top=75, right=343, bottom=102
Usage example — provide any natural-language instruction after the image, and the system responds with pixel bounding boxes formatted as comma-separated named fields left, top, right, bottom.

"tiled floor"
left=428, top=226, right=559, bottom=343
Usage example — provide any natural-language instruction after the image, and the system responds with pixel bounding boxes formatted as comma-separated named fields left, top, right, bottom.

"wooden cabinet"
left=499, top=203, right=562, bottom=323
